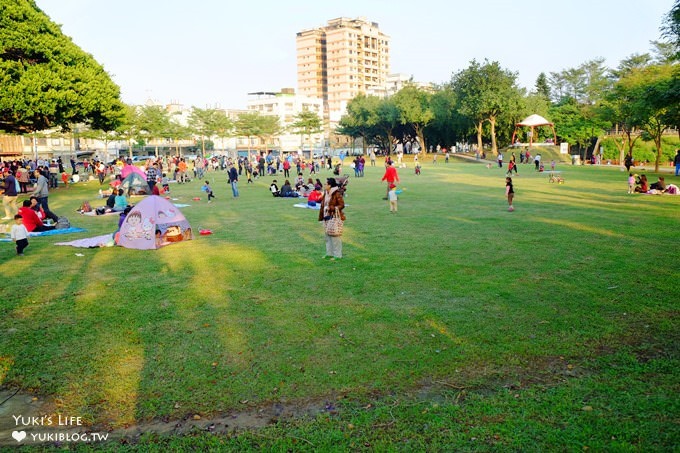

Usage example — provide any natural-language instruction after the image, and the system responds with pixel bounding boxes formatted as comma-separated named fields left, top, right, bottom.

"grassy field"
left=1, top=156, right=678, bottom=451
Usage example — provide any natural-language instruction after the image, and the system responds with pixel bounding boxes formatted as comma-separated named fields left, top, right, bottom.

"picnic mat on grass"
left=55, top=233, right=114, bottom=248
left=1, top=227, right=86, bottom=242
left=293, top=203, right=321, bottom=210
left=81, top=210, right=119, bottom=217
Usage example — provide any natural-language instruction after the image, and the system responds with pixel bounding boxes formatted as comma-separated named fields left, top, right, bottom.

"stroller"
left=334, top=174, right=350, bottom=197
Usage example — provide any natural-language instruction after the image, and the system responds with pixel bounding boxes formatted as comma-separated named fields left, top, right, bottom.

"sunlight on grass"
left=425, top=318, right=465, bottom=346
left=0, top=162, right=678, bottom=449
left=98, top=345, right=144, bottom=427
left=530, top=217, right=626, bottom=238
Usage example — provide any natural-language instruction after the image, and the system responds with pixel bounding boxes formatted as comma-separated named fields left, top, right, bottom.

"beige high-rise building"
left=296, top=17, right=390, bottom=122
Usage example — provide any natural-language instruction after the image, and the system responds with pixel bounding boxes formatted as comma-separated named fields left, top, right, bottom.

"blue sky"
left=35, top=0, right=674, bottom=109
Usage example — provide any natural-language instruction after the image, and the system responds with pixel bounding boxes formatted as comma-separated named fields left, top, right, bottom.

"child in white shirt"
left=10, top=214, right=29, bottom=255
left=388, top=184, right=398, bottom=213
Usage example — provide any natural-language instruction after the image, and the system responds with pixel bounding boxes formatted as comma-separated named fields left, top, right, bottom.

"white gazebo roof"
left=517, top=114, right=553, bottom=127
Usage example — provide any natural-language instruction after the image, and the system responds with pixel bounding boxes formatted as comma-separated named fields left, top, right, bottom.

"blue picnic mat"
left=1, top=227, right=86, bottom=242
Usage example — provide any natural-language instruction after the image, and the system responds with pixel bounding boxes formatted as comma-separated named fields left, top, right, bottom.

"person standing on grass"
left=506, top=176, right=515, bottom=212
left=2, top=169, right=18, bottom=220
left=228, top=163, right=239, bottom=198
left=674, top=149, right=680, bottom=176
left=11, top=214, right=29, bottom=255
left=381, top=160, right=400, bottom=200
left=388, top=183, right=398, bottom=213
left=318, top=178, right=345, bottom=260
left=31, top=169, right=59, bottom=223
left=146, top=163, right=158, bottom=191
left=624, top=153, right=633, bottom=172
left=497, top=152, right=503, bottom=168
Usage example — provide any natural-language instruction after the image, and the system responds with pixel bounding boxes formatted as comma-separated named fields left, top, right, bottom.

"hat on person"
left=389, top=183, right=396, bottom=189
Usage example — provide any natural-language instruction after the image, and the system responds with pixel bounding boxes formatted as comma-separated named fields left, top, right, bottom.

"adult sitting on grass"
left=307, top=187, right=322, bottom=207
left=113, top=189, right=129, bottom=211
left=634, top=174, right=649, bottom=193
left=18, top=200, right=55, bottom=232
left=649, top=177, right=666, bottom=192
left=280, top=180, right=298, bottom=198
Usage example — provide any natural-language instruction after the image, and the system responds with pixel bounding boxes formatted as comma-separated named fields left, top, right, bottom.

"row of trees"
left=338, top=52, right=678, bottom=171
left=2, top=1, right=678, bottom=172
left=94, top=105, right=324, bottom=159
left=338, top=2, right=680, bottom=172
left=0, top=1, right=325, bottom=158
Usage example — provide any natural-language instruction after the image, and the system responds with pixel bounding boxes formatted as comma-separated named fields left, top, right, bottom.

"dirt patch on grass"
left=1, top=324, right=676, bottom=447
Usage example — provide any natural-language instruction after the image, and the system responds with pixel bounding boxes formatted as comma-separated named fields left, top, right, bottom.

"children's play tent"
left=118, top=196, right=192, bottom=250
left=121, top=164, right=147, bottom=179
left=119, top=173, right=149, bottom=195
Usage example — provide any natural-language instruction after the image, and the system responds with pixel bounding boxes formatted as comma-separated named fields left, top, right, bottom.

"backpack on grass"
left=56, top=217, right=70, bottom=229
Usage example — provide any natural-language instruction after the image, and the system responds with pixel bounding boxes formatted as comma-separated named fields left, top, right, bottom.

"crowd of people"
left=4, top=147, right=679, bottom=258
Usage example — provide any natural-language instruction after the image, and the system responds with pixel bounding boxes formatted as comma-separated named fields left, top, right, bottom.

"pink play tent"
left=118, top=196, right=192, bottom=250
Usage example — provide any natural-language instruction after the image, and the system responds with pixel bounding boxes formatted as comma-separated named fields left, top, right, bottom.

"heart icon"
left=12, top=431, right=26, bottom=442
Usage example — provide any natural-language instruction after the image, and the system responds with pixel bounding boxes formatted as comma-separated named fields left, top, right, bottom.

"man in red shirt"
left=381, top=161, right=400, bottom=200
left=18, top=200, right=55, bottom=232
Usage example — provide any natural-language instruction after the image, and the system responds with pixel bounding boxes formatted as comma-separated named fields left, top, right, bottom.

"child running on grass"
left=505, top=177, right=514, bottom=211
left=201, top=181, right=215, bottom=202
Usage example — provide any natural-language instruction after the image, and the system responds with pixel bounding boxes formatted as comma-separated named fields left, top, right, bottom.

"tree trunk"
left=592, top=136, right=602, bottom=163
left=475, top=121, right=483, bottom=154
left=415, top=125, right=426, bottom=158
left=489, top=116, right=497, bottom=155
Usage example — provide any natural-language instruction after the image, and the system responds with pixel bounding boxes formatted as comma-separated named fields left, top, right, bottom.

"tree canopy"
left=0, top=0, right=124, bottom=134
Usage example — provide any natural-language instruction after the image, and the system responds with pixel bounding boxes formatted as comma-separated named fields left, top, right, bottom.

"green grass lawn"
left=1, top=157, right=678, bottom=451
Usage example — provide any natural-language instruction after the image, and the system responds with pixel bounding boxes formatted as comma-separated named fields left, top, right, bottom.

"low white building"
left=247, top=88, right=325, bottom=154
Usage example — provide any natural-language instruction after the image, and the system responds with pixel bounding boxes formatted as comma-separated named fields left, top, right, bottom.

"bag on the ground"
left=81, top=201, right=92, bottom=213
left=56, top=217, right=70, bottom=229
left=324, top=208, right=343, bottom=237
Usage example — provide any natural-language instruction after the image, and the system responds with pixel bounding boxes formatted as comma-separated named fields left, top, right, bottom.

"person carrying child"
left=201, top=181, right=215, bottom=202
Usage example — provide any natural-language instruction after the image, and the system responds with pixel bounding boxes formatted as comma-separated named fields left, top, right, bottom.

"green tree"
left=611, top=53, right=653, bottom=79
left=0, top=0, right=124, bottom=134
left=138, top=105, right=171, bottom=157
left=549, top=59, right=611, bottom=105
left=550, top=99, right=608, bottom=162
left=619, top=65, right=677, bottom=171
left=116, top=105, right=141, bottom=159
left=451, top=60, right=522, bottom=154
left=256, top=115, right=281, bottom=154
left=166, top=121, right=191, bottom=156
left=188, top=107, right=229, bottom=156
left=235, top=112, right=262, bottom=158
left=337, top=94, right=384, bottom=154
left=661, top=0, right=680, bottom=59
left=290, top=109, right=323, bottom=153
left=534, top=72, right=551, bottom=102
left=426, top=86, right=464, bottom=149
left=392, top=85, right=433, bottom=154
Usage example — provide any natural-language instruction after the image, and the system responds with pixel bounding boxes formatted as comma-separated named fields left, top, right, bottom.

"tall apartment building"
left=296, top=17, right=390, bottom=122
